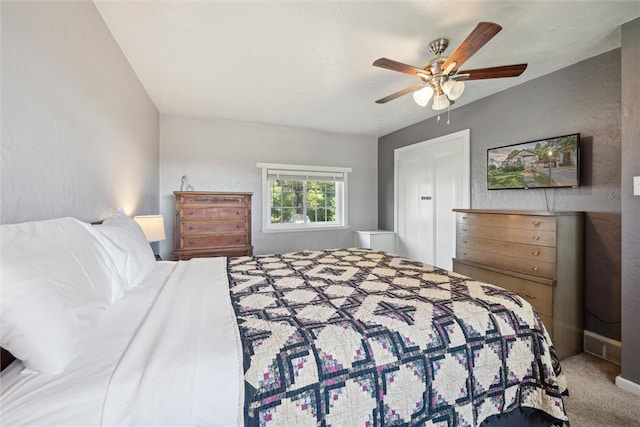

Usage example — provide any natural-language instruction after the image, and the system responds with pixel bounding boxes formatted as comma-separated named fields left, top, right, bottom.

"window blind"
left=267, top=169, right=345, bottom=182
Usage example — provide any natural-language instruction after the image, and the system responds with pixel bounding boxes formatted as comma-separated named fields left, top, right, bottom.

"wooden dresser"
left=452, top=209, right=584, bottom=359
left=174, top=191, right=253, bottom=260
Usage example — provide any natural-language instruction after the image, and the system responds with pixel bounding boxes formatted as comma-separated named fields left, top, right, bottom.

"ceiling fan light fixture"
left=442, top=80, right=465, bottom=100
left=413, top=85, right=434, bottom=107
left=432, top=93, right=450, bottom=110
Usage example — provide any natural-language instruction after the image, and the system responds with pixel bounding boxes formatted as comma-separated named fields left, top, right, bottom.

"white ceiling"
left=94, top=1, right=640, bottom=137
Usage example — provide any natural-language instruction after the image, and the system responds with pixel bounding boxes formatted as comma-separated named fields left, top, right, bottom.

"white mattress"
left=0, top=258, right=241, bottom=426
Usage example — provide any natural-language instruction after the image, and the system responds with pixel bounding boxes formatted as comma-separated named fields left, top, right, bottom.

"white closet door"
left=396, top=153, right=434, bottom=264
left=394, top=130, right=470, bottom=270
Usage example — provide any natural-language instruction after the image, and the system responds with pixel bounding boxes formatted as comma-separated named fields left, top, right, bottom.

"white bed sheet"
left=0, top=258, right=241, bottom=427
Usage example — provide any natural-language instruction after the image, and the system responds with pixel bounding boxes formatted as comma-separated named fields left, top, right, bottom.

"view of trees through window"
left=270, top=179, right=336, bottom=224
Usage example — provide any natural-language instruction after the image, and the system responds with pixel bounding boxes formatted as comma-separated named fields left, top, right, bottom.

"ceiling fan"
left=373, top=22, right=527, bottom=111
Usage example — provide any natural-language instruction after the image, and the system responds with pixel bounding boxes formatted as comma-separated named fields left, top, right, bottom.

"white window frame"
left=257, top=162, right=351, bottom=233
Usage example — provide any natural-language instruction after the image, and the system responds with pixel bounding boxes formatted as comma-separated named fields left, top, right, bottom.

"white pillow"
left=93, top=208, right=156, bottom=290
left=0, top=217, right=128, bottom=374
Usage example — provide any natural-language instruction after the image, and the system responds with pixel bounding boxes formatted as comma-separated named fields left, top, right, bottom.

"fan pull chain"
left=447, top=105, right=451, bottom=125
left=437, top=114, right=441, bottom=121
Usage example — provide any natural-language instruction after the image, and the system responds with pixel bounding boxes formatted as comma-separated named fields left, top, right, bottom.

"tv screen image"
left=487, top=133, right=580, bottom=190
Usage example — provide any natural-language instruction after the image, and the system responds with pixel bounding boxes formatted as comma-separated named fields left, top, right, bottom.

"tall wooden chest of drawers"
left=452, top=209, right=584, bottom=359
left=174, top=191, right=253, bottom=260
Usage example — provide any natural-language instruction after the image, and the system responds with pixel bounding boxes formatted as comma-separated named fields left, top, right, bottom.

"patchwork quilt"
left=227, top=249, right=568, bottom=427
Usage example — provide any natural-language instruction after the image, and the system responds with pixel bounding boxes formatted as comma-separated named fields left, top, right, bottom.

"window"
left=257, top=163, right=351, bottom=232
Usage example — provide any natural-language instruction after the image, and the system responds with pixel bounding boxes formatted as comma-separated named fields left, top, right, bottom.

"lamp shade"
left=442, top=80, right=465, bottom=100
left=133, top=215, right=166, bottom=242
left=412, top=86, right=433, bottom=107
left=432, top=93, right=450, bottom=110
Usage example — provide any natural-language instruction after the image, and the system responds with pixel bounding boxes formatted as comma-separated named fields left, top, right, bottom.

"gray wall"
left=158, top=115, right=378, bottom=260
left=620, top=17, right=640, bottom=388
left=1, top=1, right=159, bottom=224
left=379, top=49, right=623, bottom=343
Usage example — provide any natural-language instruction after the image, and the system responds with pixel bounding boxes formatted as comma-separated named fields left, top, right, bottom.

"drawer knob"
left=532, top=220, right=541, bottom=226
left=532, top=251, right=540, bottom=256
left=462, top=216, right=467, bottom=220
left=516, top=290, right=536, bottom=299
left=463, top=228, right=468, bottom=232
left=532, top=236, right=540, bottom=241
left=531, top=267, right=539, bottom=271
left=463, top=240, right=467, bottom=244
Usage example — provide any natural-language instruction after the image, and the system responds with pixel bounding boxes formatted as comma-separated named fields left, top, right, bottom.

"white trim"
left=261, top=225, right=350, bottom=234
left=615, top=375, right=640, bottom=397
left=256, top=162, right=352, bottom=174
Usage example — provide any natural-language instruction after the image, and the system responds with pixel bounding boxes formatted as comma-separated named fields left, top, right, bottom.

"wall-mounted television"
left=487, top=133, right=580, bottom=190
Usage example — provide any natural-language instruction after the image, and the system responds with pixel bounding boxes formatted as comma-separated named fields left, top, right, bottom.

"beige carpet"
left=561, top=352, right=640, bottom=426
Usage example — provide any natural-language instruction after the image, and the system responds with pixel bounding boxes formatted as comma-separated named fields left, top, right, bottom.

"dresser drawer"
left=181, top=207, right=247, bottom=220
left=181, top=220, right=247, bottom=235
left=457, top=223, right=556, bottom=247
left=177, top=194, right=248, bottom=207
left=457, top=212, right=556, bottom=231
left=453, top=209, right=584, bottom=360
left=175, top=247, right=252, bottom=260
left=457, top=246, right=556, bottom=279
left=452, top=259, right=553, bottom=319
left=457, top=235, right=556, bottom=263
left=179, top=234, right=248, bottom=250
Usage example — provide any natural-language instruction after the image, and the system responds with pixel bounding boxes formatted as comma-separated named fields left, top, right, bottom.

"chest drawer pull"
left=532, top=220, right=541, bottom=226
left=463, top=228, right=468, bottom=231
left=192, top=198, right=216, bottom=204
left=532, top=250, right=540, bottom=256
left=532, top=236, right=540, bottom=241
left=516, top=290, right=536, bottom=299
left=462, top=216, right=468, bottom=220
left=531, top=267, right=539, bottom=272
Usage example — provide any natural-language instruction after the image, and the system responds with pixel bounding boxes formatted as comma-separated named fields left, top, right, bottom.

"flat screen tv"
left=487, top=133, right=580, bottom=190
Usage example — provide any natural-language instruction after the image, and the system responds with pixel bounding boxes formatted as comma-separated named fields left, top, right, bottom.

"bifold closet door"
left=394, top=130, right=470, bottom=270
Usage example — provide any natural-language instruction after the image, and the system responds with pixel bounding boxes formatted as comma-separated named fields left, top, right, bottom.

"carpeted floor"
left=561, top=352, right=640, bottom=426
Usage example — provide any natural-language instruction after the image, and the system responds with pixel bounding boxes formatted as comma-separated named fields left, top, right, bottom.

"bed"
left=0, top=212, right=569, bottom=426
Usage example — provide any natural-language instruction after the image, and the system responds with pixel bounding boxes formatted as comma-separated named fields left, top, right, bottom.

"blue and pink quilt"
left=227, top=248, right=568, bottom=426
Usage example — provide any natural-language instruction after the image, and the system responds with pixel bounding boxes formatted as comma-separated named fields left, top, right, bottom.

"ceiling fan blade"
left=373, top=58, right=427, bottom=77
left=442, top=22, right=502, bottom=72
left=375, top=82, right=425, bottom=104
left=456, top=64, right=528, bottom=80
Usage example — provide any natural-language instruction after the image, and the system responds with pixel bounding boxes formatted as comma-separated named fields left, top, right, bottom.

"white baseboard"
left=583, top=330, right=622, bottom=365
left=615, top=375, right=640, bottom=397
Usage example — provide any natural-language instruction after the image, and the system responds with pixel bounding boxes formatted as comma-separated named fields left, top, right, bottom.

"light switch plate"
left=634, top=176, right=640, bottom=196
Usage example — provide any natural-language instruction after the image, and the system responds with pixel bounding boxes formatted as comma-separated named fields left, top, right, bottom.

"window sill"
left=261, top=225, right=350, bottom=234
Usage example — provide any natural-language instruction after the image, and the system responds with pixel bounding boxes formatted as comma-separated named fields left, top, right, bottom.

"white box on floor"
left=355, top=230, right=396, bottom=254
